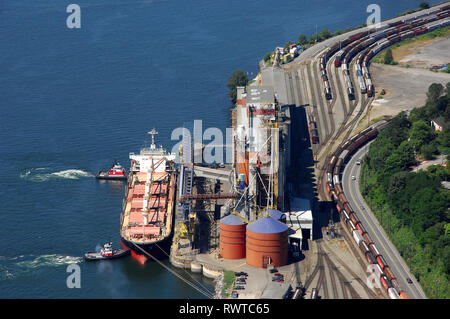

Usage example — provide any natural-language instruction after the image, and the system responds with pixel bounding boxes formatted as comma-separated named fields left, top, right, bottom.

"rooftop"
left=246, top=86, right=275, bottom=105
left=432, top=116, right=450, bottom=129
left=247, top=216, right=288, bottom=234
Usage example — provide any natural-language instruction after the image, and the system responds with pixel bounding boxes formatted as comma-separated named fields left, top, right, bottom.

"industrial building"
left=232, top=85, right=291, bottom=222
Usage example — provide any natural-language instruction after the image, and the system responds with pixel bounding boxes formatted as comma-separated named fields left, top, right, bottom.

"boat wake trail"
left=15, top=254, right=83, bottom=269
left=0, top=254, right=82, bottom=280
left=20, top=168, right=94, bottom=182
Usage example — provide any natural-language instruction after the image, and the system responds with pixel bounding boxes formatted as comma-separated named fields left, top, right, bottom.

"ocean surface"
left=0, top=0, right=442, bottom=298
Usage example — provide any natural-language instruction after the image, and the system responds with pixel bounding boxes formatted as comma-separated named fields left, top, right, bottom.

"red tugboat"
left=96, top=162, right=128, bottom=181
left=84, top=242, right=130, bottom=261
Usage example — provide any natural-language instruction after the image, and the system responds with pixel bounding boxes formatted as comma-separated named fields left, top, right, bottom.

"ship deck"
left=121, top=169, right=175, bottom=244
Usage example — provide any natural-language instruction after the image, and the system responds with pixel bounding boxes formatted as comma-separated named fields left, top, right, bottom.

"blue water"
left=0, top=0, right=441, bottom=298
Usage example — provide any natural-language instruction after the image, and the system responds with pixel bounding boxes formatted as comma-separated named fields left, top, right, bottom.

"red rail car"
left=380, top=275, right=391, bottom=292
left=349, top=212, right=360, bottom=225
left=356, top=222, right=367, bottom=236
left=414, top=27, right=428, bottom=36
left=376, top=255, right=387, bottom=270
left=343, top=203, right=353, bottom=214
left=336, top=201, right=344, bottom=214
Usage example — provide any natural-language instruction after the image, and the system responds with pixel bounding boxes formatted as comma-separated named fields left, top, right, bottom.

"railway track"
left=316, top=56, right=373, bottom=200
left=306, top=63, right=330, bottom=142
left=303, top=241, right=362, bottom=299
left=313, top=60, right=335, bottom=144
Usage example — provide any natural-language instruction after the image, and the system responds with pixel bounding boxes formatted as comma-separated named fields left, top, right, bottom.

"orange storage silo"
left=219, top=214, right=247, bottom=259
left=246, top=216, right=289, bottom=268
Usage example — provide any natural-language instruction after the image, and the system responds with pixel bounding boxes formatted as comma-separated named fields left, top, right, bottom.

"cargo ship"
left=120, top=129, right=177, bottom=264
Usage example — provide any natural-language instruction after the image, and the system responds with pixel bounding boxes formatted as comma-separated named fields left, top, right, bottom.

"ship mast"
left=147, top=128, right=158, bottom=150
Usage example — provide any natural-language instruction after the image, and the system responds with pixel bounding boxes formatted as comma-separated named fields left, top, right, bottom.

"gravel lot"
left=398, top=37, right=450, bottom=69
left=367, top=62, right=450, bottom=120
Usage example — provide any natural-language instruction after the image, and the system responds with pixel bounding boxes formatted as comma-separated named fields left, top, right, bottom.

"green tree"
left=227, top=70, right=248, bottom=104
left=297, top=34, right=307, bottom=45
left=319, top=29, right=332, bottom=41
left=263, top=52, right=272, bottom=62
left=421, top=143, right=436, bottom=160
left=409, top=120, right=435, bottom=151
left=427, top=83, right=444, bottom=105
left=284, top=41, right=293, bottom=50
left=384, top=48, right=394, bottom=65
left=419, top=2, right=430, bottom=9
left=385, top=141, right=416, bottom=172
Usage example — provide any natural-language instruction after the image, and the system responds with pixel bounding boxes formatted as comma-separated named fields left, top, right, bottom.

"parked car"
left=235, top=272, right=248, bottom=277
left=269, top=268, right=278, bottom=274
left=231, top=292, right=239, bottom=298
left=407, top=278, right=413, bottom=284
left=234, top=285, right=245, bottom=290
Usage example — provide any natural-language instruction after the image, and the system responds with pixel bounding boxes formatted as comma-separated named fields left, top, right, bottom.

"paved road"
left=342, top=143, right=427, bottom=299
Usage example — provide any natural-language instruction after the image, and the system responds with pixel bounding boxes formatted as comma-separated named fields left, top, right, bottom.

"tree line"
left=360, top=82, right=450, bottom=298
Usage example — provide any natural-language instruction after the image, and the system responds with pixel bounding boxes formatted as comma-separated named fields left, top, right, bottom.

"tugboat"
left=96, top=162, right=128, bottom=181
left=84, top=242, right=130, bottom=261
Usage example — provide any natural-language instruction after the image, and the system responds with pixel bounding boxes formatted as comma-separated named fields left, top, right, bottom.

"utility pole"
left=316, top=24, right=318, bottom=43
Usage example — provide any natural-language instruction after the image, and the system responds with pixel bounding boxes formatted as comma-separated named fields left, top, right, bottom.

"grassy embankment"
left=221, top=271, right=235, bottom=297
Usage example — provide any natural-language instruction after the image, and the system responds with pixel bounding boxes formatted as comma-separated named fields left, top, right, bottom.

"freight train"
left=309, top=115, right=319, bottom=144
left=318, top=5, right=450, bottom=101
left=325, top=119, right=414, bottom=299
